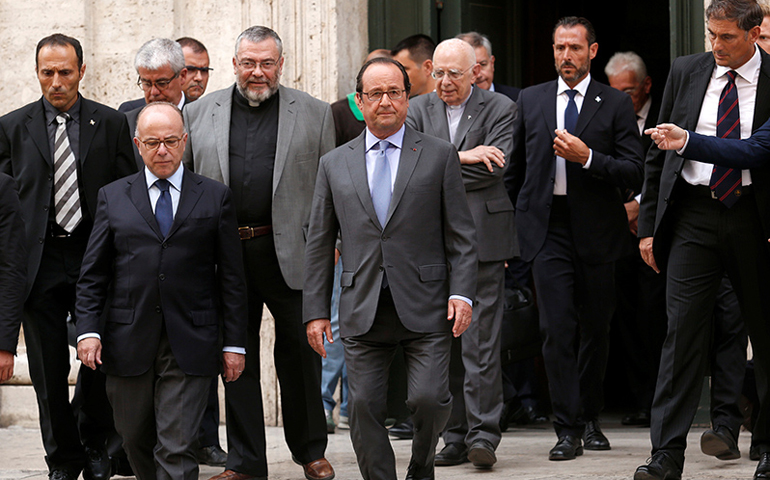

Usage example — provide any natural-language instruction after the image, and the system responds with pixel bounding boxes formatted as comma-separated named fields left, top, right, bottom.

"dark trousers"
left=23, top=235, right=118, bottom=473
left=343, top=287, right=452, bottom=480
left=531, top=203, right=615, bottom=437
left=197, top=377, right=221, bottom=448
left=651, top=189, right=768, bottom=460
left=223, top=234, right=327, bottom=477
left=106, top=330, right=211, bottom=480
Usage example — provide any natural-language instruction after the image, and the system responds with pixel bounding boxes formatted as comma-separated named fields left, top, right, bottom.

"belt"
left=680, top=182, right=753, bottom=199
left=239, top=225, right=273, bottom=240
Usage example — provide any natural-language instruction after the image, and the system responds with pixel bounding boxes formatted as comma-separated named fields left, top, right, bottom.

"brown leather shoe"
left=301, top=458, right=335, bottom=480
left=207, top=470, right=259, bottom=480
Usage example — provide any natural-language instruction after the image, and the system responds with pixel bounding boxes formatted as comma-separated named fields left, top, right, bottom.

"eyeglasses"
left=137, top=72, right=179, bottom=91
left=139, top=136, right=183, bottom=150
left=622, top=83, right=643, bottom=95
left=236, top=58, right=279, bottom=72
left=359, top=89, right=406, bottom=102
left=431, top=65, right=473, bottom=81
left=185, top=65, right=213, bottom=75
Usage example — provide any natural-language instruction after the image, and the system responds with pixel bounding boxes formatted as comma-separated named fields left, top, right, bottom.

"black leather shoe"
left=755, top=452, right=770, bottom=479
left=499, top=398, right=525, bottom=432
left=198, top=445, right=228, bottom=466
left=523, top=405, right=549, bottom=424
left=49, top=469, right=78, bottom=480
left=549, top=435, right=583, bottom=461
left=622, top=410, right=651, bottom=427
left=83, top=447, right=111, bottom=480
left=634, top=451, right=682, bottom=480
left=468, top=439, right=496, bottom=468
left=434, top=443, right=469, bottom=466
left=388, top=418, right=414, bottom=440
left=752, top=445, right=761, bottom=462
left=405, top=459, right=434, bottom=480
left=583, top=419, right=611, bottom=450
left=700, top=426, right=740, bottom=460
left=110, top=455, right=134, bottom=477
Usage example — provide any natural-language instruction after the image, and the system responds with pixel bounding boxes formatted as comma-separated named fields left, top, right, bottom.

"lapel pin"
left=595, top=96, right=601, bottom=103
left=90, top=119, right=95, bottom=125
left=467, top=115, right=472, bottom=120
left=412, top=148, right=417, bottom=151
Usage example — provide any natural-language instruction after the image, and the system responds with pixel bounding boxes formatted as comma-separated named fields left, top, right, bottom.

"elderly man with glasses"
left=405, top=38, right=517, bottom=469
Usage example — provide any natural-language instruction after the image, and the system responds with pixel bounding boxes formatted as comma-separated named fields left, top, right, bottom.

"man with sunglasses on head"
left=406, top=38, right=517, bottom=469
left=183, top=25, right=335, bottom=480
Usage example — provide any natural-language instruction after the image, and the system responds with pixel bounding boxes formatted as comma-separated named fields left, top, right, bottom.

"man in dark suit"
left=0, top=173, right=27, bottom=384
left=183, top=26, right=335, bottom=480
left=304, top=57, right=478, bottom=480
left=406, top=38, right=516, bottom=468
left=455, top=31, right=521, bottom=101
left=636, top=1, right=770, bottom=478
left=506, top=16, right=643, bottom=461
left=76, top=102, right=247, bottom=480
left=0, top=33, right=137, bottom=480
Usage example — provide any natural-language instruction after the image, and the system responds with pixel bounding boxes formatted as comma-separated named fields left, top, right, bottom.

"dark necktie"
left=710, top=70, right=742, bottom=207
left=155, top=179, right=173, bottom=237
left=564, top=89, right=578, bottom=134
left=54, top=113, right=82, bottom=233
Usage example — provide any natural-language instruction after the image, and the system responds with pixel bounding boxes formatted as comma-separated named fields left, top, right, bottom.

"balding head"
left=432, top=39, right=479, bottom=106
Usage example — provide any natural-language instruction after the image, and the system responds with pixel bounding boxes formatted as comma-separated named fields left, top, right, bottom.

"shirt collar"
left=43, top=93, right=82, bottom=125
left=488, top=83, right=496, bottom=93
left=714, top=44, right=761, bottom=84
left=638, top=97, right=652, bottom=121
left=557, top=73, right=591, bottom=97
left=145, top=163, right=184, bottom=192
left=447, top=86, right=474, bottom=111
left=365, top=124, right=405, bottom=152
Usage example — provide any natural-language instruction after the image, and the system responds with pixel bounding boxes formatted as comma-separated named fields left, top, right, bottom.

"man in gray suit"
left=304, top=57, right=478, bottom=480
left=182, top=26, right=335, bottom=480
left=405, top=38, right=517, bottom=468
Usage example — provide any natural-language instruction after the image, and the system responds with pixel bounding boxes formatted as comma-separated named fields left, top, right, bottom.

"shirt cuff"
left=449, top=295, right=473, bottom=308
left=676, top=131, right=690, bottom=155
left=77, top=333, right=101, bottom=343
left=583, top=149, right=593, bottom=169
left=634, top=194, right=642, bottom=204
left=223, top=346, right=246, bottom=355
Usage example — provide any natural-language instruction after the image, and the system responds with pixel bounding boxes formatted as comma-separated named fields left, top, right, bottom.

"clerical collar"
left=233, top=85, right=279, bottom=110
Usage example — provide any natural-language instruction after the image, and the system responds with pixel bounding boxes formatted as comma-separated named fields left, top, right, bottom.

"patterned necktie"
left=155, top=179, right=173, bottom=237
left=710, top=70, right=742, bottom=207
left=564, top=89, right=578, bottom=134
left=53, top=113, right=81, bottom=232
left=371, top=140, right=392, bottom=227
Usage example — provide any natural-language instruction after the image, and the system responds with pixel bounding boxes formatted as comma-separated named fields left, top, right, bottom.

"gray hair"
left=134, top=38, right=185, bottom=75
left=604, top=51, right=648, bottom=82
left=235, top=26, right=283, bottom=58
left=455, top=31, right=493, bottom=56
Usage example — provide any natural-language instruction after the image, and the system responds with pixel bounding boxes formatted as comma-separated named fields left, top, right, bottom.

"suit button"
left=162, top=243, right=168, bottom=249
left=381, top=236, right=387, bottom=242
left=378, top=265, right=384, bottom=272
left=546, top=203, right=551, bottom=208
left=43, top=205, right=49, bottom=211
left=664, top=197, right=669, bottom=204
left=155, top=306, right=161, bottom=313
left=159, top=274, right=165, bottom=280
left=39, top=238, right=44, bottom=244
left=47, top=175, right=53, bottom=181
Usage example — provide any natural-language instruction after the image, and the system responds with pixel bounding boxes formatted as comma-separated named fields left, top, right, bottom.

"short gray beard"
left=236, top=78, right=280, bottom=107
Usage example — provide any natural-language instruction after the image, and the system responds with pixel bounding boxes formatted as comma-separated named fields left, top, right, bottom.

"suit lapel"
left=538, top=81, right=558, bottom=140
left=574, top=80, right=603, bottom=137
left=274, top=85, right=296, bottom=193
left=79, top=98, right=98, bottom=166
left=25, top=99, right=51, bottom=164
left=387, top=129, right=420, bottom=226
left=453, top=88, right=483, bottom=149
left=166, top=169, right=203, bottom=239
left=346, top=135, right=380, bottom=228
left=128, top=172, right=163, bottom=239
left=753, top=50, right=770, bottom=129
left=426, top=96, right=451, bottom=142
left=213, top=88, right=233, bottom=184
left=688, top=56, right=715, bottom=130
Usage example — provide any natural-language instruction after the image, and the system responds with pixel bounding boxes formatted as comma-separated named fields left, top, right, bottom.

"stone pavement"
left=0, top=418, right=762, bottom=480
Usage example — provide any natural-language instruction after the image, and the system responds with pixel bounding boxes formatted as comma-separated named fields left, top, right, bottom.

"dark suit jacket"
left=75, top=168, right=248, bottom=377
left=0, top=96, right=137, bottom=296
left=638, top=50, right=770, bottom=266
left=493, top=83, right=521, bottom=102
left=125, top=107, right=143, bottom=170
left=118, top=97, right=146, bottom=114
left=641, top=97, right=662, bottom=159
left=507, top=77, right=644, bottom=263
left=406, top=87, right=518, bottom=262
left=0, top=173, right=27, bottom=354
left=303, top=127, right=478, bottom=338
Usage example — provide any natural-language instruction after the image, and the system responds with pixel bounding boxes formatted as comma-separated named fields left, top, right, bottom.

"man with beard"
left=505, top=16, right=643, bottom=460
left=182, top=26, right=335, bottom=480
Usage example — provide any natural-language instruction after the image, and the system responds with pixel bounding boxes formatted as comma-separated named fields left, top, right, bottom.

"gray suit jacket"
left=182, top=84, right=335, bottom=289
left=303, top=127, right=478, bottom=338
left=406, top=87, right=518, bottom=261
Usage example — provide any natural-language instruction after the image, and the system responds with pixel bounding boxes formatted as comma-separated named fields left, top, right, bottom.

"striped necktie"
left=709, top=70, right=742, bottom=207
left=53, top=113, right=81, bottom=233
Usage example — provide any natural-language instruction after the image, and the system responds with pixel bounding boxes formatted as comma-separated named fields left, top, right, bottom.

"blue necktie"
left=371, top=140, right=392, bottom=227
left=710, top=70, right=742, bottom=207
left=155, top=179, right=173, bottom=237
left=564, top=89, right=578, bottom=134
